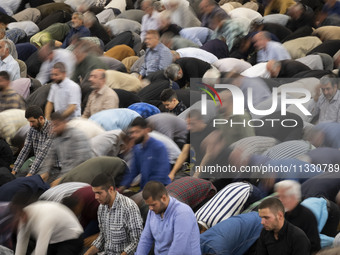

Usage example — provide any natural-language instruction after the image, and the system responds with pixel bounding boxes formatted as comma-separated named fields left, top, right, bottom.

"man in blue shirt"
left=139, top=30, right=172, bottom=78
left=136, top=181, right=201, bottom=255
left=118, top=117, right=171, bottom=192
left=60, top=12, right=91, bottom=49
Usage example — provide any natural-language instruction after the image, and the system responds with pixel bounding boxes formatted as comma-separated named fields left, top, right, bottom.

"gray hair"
left=164, top=63, right=181, bottom=80
left=320, top=74, right=338, bottom=88
left=0, top=39, right=18, bottom=58
left=274, top=180, right=301, bottom=201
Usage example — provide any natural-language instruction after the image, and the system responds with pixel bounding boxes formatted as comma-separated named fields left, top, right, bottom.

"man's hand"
left=168, top=172, right=175, bottom=181
left=26, top=173, right=33, bottom=177
left=117, top=186, right=126, bottom=193
left=314, top=84, right=322, bottom=102
left=121, top=252, right=128, bottom=255
left=11, top=170, right=16, bottom=175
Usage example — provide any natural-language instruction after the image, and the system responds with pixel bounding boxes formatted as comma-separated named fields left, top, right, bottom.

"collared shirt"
left=0, top=55, right=20, bottom=81
left=61, top=25, right=91, bottom=49
left=195, top=182, right=252, bottom=229
left=82, top=85, right=119, bottom=118
left=90, top=130, right=123, bottom=157
left=92, top=192, right=143, bottom=255
left=13, top=120, right=53, bottom=175
left=120, top=137, right=171, bottom=189
left=7, top=21, right=39, bottom=37
left=136, top=196, right=201, bottom=255
left=140, top=42, right=172, bottom=77
left=307, top=90, right=340, bottom=123
left=36, top=49, right=76, bottom=85
left=0, top=88, right=25, bottom=112
left=47, top=78, right=81, bottom=119
left=141, top=11, right=160, bottom=41
left=180, top=27, right=213, bottom=46
left=257, top=220, right=311, bottom=255
left=257, top=41, right=292, bottom=63
left=40, top=127, right=92, bottom=180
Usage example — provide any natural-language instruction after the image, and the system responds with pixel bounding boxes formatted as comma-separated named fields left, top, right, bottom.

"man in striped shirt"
left=85, top=173, right=143, bottom=255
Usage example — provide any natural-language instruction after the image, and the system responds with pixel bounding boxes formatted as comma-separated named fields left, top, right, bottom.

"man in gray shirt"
left=308, top=74, right=340, bottom=123
left=40, top=112, right=92, bottom=183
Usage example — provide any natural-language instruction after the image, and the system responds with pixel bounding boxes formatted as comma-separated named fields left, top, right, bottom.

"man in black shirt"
left=275, top=180, right=321, bottom=253
left=257, top=197, right=311, bottom=255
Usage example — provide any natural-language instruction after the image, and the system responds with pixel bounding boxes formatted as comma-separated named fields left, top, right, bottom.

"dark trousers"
left=47, top=235, right=83, bottom=255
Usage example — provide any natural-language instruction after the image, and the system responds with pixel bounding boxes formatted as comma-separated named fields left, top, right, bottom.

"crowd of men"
left=1, top=0, right=340, bottom=254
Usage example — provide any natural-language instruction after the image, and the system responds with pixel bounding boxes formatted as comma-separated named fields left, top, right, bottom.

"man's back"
left=16, top=201, right=83, bottom=255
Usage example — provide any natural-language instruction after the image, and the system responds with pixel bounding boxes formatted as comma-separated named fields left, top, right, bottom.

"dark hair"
left=50, top=112, right=66, bottom=122
left=53, top=62, right=66, bottom=73
left=0, top=71, right=10, bottom=81
left=10, top=192, right=37, bottom=213
left=129, top=117, right=148, bottom=129
left=142, top=181, right=168, bottom=201
left=62, top=196, right=80, bottom=212
left=91, top=173, right=116, bottom=190
left=25, top=105, right=44, bottom=119
left=258, top=197, right=285, bottom=215
left=160, top=88, right=178, bottom=102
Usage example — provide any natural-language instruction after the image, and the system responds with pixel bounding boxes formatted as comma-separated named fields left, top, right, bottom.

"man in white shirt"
left=11, top=195, right=83, bottom=255
left=0, top=39, right=20, bottom=81
left=140, top=0, right=160, bottom=41
left=45, top=62, right=81, bottom=120
left=36, top=41, right=76, bottom=85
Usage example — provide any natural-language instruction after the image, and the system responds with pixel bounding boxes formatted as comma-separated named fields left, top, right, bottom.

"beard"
left=134, top=135, right=145, bottom=145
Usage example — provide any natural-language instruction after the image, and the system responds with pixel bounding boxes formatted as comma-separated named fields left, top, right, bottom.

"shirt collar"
left=276, top=220, right=288, bottom=240
left=1, top=55, right=11, bottom=64
left=96, top=85, right=107, bottom=95
left=109, top=192, right=121, bottom=210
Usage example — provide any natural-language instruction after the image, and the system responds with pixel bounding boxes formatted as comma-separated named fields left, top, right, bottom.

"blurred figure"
left=36, top=41, right=76, bottom=85
left=199, top=0, right=228, bottom=30
left=39, top=112, right=92, bottom=183
left=140, top=0, right=160, bottom=41
left=253, top=31, right=291, bottom=63
left=0, top=71, right=25, bottom=112
left=11, top=195, right=83, bottom=255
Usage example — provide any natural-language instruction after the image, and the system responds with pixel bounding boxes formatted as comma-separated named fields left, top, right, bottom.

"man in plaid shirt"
left=11, top=105, right=53, bottom=177
left=85, top=173, right=143, bottom=255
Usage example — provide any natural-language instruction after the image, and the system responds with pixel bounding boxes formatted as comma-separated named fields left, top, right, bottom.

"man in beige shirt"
left=82, top=69, right=119, bottom=118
